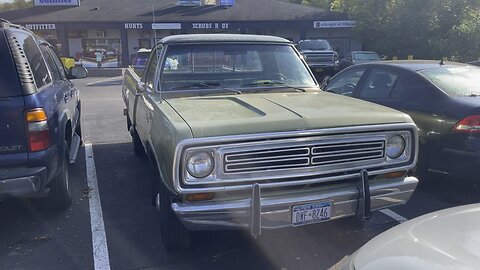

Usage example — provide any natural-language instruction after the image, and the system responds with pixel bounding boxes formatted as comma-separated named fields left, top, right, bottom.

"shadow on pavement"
left=0, top=149, right=93, bottom=270
left=92, top=142, right=397, bottom=270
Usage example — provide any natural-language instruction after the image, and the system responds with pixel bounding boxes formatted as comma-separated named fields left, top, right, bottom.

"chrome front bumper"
left=171, top=175, right=418, bottom=233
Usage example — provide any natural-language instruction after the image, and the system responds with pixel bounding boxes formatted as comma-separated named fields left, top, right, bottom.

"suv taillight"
left=26, top=108, right=50, bottom=152
left=452, top=115, right=480, bottom=134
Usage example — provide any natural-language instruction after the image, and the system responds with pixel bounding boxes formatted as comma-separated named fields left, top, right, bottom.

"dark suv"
left=0, top=20, right=86, bottom=209
left=297, top=39, right=340, bottom=76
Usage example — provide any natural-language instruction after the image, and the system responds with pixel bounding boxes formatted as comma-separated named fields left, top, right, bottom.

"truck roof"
left=160, top=34, right=291, bottom=45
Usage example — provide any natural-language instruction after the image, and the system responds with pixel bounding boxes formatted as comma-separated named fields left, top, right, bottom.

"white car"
left=342, top=204, right=480, bottom=270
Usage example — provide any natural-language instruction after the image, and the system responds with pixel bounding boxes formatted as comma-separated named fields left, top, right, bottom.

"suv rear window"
left=11, top=30, right=51, bottom=90
left=0, top=31, right=22, bottom=98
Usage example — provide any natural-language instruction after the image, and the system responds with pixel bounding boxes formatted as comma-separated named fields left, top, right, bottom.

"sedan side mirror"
left=320, top=76, right=331, bottom=89
left=67, top=66, right=88, bottom=79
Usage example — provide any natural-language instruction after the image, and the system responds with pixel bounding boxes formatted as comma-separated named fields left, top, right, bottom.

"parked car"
left=468, top=60, right=480, bottom=67
left=321, top=60, right=480, bottom=180
left=122, top=34, right=419, bottom=249
left=131, top=48, right=151, bottom=72
left=340, top=51, right=382, bottom=69
left=341, top=204, right=480, bottom=270
left=0, top=20, right=87, bottom=209
left=297, top=39, right=340, bottom=76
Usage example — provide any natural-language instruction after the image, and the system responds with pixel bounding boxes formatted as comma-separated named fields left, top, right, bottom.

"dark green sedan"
left=322, top=60, right=480, bottom=180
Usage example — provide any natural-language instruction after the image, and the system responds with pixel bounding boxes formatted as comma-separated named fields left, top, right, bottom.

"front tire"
left=155, top=184, right=191, bottom=250
left=47, top=141, right=72, bottom=209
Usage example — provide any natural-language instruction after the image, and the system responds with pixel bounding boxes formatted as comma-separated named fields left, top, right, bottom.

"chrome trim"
left=172, top=176, right=419, bottom=230
left=172, top=123, right=418, bottom=194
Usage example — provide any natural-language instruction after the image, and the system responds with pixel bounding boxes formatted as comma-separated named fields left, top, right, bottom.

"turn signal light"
left=381, top=171, right=406, bottom=179
left=26, top=108, right=50, bottom=152
left=453, top=115, right=480, bottom=134
left=186, top=193, right=214, bottom=202
left=26, top=109, right=47, bottom=122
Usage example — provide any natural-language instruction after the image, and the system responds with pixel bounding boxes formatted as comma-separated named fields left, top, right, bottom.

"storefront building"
left=1, top=0, right=361, bottom=67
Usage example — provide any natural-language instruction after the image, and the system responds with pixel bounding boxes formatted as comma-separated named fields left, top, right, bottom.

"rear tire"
left=155, top=184, right=191, bottom=250
left=131, top=127, right=146, bottom=158
left=47, top=141, right=72, bottom=209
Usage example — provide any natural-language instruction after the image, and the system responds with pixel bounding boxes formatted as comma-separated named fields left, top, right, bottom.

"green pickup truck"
left=122, top=34, right=419, bottom=249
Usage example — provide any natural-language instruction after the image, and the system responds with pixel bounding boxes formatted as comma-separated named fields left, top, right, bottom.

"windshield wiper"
left=468, top=93, right=479, bottom=97
left=169, top=83, right=242, bottom=95
left=244, top=80, right=306, bottom=92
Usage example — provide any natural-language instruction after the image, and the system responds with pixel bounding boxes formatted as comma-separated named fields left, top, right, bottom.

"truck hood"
left=352, top=204, right=480, bottom=270
left=165, top=91, right=412, bottom=138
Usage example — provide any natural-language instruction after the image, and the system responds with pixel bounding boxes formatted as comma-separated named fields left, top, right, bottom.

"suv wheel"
left=155, top=185, right=191, bottom=250
left=47, top=141, right=72, bottom=209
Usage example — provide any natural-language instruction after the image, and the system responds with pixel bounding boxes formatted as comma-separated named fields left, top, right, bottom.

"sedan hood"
left=352, top=204, right=480, bottom=270
left=165, top=91, right=412, bottom=138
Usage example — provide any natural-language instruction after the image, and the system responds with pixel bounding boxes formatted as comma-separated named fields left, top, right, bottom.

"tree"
left=0, top=0, right=33, bottom=11
left=331, top=0, right=480, bottom=61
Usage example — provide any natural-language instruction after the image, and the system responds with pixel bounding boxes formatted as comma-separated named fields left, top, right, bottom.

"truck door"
left=134, top=46, right=162, bottom=145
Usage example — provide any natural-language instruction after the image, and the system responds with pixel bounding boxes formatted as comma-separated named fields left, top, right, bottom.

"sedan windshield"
left=160, top=44, right=316, bottom=92
left=419, top=67, right=480, bottom=97
left=353, top=52, right=381, bottom=61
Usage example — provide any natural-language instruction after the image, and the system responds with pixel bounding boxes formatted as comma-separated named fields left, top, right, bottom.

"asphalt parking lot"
left=1, top=76, right=479, bottom=270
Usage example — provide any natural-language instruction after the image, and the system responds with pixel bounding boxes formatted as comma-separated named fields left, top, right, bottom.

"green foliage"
left=288, top=0, right=334, bottom=10
left=331, top=0, right=480, bottom=61
left=0, top=0, right=32, bottom=11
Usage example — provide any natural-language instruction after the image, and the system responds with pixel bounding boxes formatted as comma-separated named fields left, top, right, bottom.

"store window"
left=81, top=39, right=122, bottom=68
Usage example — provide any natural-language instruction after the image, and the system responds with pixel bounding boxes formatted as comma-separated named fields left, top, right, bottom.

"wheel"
left=155, top=184, right=191, bottom=250
left=47, top=141, right=72, bottom=209
left=130, top=127, right=146, bottom=158
left=75, top=120, right=83, bottom=147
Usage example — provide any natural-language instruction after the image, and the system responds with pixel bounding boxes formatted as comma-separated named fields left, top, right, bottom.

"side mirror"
left=67, top=66, right=88, bottom=79
left=320, top=76, right=331, bottom=89
left=137, top=81, right=146, bottom=92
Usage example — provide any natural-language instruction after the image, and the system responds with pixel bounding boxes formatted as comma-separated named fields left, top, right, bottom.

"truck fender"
left=146, top=140, right=177, bottom=196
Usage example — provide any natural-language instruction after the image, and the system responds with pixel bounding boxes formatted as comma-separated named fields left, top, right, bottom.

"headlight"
left=186, top=151, right=214, bottom=178
left=386, top=135, right=406, bottom=159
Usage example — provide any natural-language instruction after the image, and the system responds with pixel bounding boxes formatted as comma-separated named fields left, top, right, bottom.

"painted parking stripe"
left=85, top=143, right=111, bottom=270
left=380, top=209, right=408, bottom=223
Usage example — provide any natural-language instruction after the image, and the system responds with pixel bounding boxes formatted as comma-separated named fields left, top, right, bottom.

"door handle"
left=64, top=93, right=69, bottom=102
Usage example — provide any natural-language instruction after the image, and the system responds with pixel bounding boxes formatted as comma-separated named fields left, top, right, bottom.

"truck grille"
left=224, top=140, right=385, bottom=173
left=305, top=53, right=334, bottom=63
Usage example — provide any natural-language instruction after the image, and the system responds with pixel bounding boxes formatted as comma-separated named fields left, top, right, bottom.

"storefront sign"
left=124, top=23, right=143, bottom=29
left=33, top=0, right=80, bottom=7
left=25, top=23, right=57, bottom=30
left=219, top=0, right=235, bottom=6
left=152, top=23, right=182, bottom=30
left=313, top=20, right=356, bottom=28
left=192, top=22, right=229, bottom=29
left=178, top=0, right=201, bottom=6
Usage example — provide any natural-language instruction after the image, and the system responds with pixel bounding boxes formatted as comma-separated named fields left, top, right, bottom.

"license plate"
left=292, top=202, right=332, bottom=227
left=315, top=68, right=324, bottom=73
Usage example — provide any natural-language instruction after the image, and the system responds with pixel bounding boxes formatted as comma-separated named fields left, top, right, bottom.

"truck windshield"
left=298, top=40, right=331, bottom=51
left=160, top=44, right=316, bottom=92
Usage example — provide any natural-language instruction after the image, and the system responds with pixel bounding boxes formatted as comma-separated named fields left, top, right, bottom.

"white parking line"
left=380, top=208, right=409, bottom=223
left=85, top=143, right=111, bottom=270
